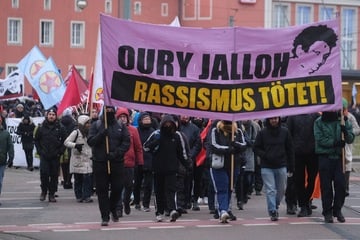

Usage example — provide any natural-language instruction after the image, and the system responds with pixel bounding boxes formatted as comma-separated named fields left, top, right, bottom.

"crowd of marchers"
left=0, top=98, right=359, bottom=226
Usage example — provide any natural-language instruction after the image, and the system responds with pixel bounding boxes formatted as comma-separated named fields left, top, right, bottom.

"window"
left=272, top=3, right=290, bottom=28
left=341, top=8, right=357, bottom=69
left=183, top=0, right=212, bottom=21
left=6, top=64, right=18, bottom=76
left=105, top=0, right=112, bottom=13
left=161, top=3, right=168, bottom=17
left=296, top=5, right=312, bottom=25
left=134, top=1, right=141, bottom=15
left=12, top=0, right=19, bottom=8
left=44, top=0, right=51, bottom=10
left=319, top=6, right=336, bottom=21
left=71, top=21, right=85, bottom=47
left=40, top=20, right=54, bottom=46
left=7, top=18, right=22, bottom=44
left=75, top=65, right=86, bottom=79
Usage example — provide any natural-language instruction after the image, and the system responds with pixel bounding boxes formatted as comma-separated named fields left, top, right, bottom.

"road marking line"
left=101, top=227, right=138, bottom=230
left=0, top=207, right=43, bottom=210
left=53, top=229, right=90, bottom=232
left=149, top=226, right=185, bottom=229
left=289, top=222, right=324, bottom=225
left=28, top=223, right=63, bottom=226
left=119, top=220, right=154, bottom=223
left=243, top=223, right=278, bottom=226
left=4, top=230, right=41, bottom=233
left=196, top=225, right=232, bottom=228
left=74, top=222, right=100, bottom=225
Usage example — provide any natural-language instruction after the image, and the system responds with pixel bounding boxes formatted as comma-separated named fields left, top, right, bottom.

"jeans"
left=0, top=165, right=5, bottom=194
left=261, top=167, right=287, bottom=214
left=74, top=173, right=93, bottom=200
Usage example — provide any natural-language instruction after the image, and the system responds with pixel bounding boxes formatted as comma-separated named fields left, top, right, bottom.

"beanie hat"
left=16, top=103, right=24, bottom=109
left=77, top=115, right=90, bottom=125
left=47, top=107, right=57, bottom=116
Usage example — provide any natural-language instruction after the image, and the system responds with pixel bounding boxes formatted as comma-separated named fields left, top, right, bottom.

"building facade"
left=0, top=0, right=359, bottom=99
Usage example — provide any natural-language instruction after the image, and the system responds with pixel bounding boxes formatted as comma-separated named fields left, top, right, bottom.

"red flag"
left=196, top=120, right=212, bottom=167
left=57, top=70, right=81, bottom=116
left=63, top=65, right=88, bottom=100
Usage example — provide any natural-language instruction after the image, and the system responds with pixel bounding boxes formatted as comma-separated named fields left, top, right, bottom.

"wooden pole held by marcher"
left=341, top=110, right=345, bottom=174
left=104, top=106, right=111, bottom=174
left=230, top=120, right=235, bottom=191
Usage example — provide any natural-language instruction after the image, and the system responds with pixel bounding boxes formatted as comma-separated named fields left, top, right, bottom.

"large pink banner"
left=100, top=14, right=342, bottom=121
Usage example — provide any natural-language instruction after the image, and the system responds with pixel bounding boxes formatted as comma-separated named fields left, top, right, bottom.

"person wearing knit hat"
left=15, top=103, right=25, bottom=118
left=64, top=114, right=93, bottom=203
left=34, top=106, right=67, bottom=203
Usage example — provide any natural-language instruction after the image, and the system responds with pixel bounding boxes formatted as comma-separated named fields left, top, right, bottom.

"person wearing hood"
left=64, top=114, right=93, bottom=203
left=314, top=102, right=355, bottom=223
left=114, top=107, right=144, bottom=217
left=87, top=106, right=131, bottom=226
left=16, top=115, right=36, bottom=171
left=254, top=116, right=294, bottom=221
left=143, top=114, right=192, bottom=222
left=208, top=120, right=247, bottom=223
left=34, top=108, right=67, bottom=203
left=133, top=112, right=156, bottom=212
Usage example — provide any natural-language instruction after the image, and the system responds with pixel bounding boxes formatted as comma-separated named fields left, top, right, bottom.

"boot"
left=39, top=192, right=46, bottom=201
left=48, top=194, right=57, bottom=202
left=192, top=201, right=200, bottom=211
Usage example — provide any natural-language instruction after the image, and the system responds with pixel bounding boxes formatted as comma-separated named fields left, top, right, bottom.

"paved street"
left=1, top=165, right=360, bottom=240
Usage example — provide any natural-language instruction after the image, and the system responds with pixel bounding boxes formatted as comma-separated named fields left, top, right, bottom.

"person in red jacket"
left=115, top=107, right=144, bottom=217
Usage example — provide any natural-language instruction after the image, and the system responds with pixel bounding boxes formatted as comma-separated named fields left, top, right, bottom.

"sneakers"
left=170, top=210, right=179, bottom=222
left=135, top=204, right=141, bottom=210
left=156, top=214, right=164, bottom=222
left=101, top=219, right=109, bottom=226
left=39, top=192, right=46, bottom=201
left=83, top=198, right=93, bottom=203
left=111, top=211, right=119, bottom=222
left=324, top=214, right=334, bottom=223
left=334, top=212, right=346, bottom=223
left=48, top=194, right=57, bottom=202
left=192, top=202, right=200, bottom=211
left=220, top=210, right=230, bottom=223
left=143, top=207, right=151, bottom=212
left=286, top=204, right=297, bottom=215
left=270, top=210, right=279, bottom=221
left=228, top=211, right=237, bottom=221
left=297, top=207, right=308, bottom=217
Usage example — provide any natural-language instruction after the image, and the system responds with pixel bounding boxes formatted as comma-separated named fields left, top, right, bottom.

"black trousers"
left=117, top=167, right=134, bottom=210
left=295, top=153, right=318, bottom=208
left=24, top=148, right=34, bottom=168
left=93, top=161, right=124, bottom=221
left=318, top=155, right=346, bottom=216
left=154, top=173, right=177, bottom=216
left=133, top=168, right=153, bottom=208
left=40, top=157, right=60, bottom=195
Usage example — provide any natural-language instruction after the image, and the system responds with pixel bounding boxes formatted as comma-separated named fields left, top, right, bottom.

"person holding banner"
left=16, top=115, right=35, bottom=171
left=208, top=120, right=247, bottom=223
left=314, top=102, right=355, bottom=223
left=254, top=116, right=294, bottom=221
left=87, top=106, right=130, bottom=226
left=0, top=116, right=14, bottom=206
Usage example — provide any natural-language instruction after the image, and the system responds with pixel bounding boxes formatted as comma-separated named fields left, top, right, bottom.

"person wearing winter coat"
left=209, top=120, right=247, bottom=223
left=314, top=105, right=355, bottom=223
left=115, top=107, right=144, bottom=217
left=34, top=108, right=67, bottom=203
left=133, top=112, right=156, bottom=212
left=87, top=106, right=130, bottom=226
left=143, top=114, right=192, bottom=222
left=16, top=115, right=35, bottom=171
left=0, top=116, right=14, bottom=206
left=254, top=116, right=294, bottom=221
left=64, top=114, right=93, bottom=203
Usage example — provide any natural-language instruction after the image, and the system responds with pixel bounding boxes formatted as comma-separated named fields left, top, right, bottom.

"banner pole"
left=103, top=106, right=111, bottom=174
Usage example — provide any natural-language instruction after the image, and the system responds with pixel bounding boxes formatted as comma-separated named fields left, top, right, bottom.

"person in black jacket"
left=16, top=115, right=35, bottom=171
left=254, top=116, right=294, bottom=221
left=286, top=113, right=319, bottom=217
left=87, top=106, right=130, bottom=226
left=133, top=112, right=156, bottom=212
left=34, top=108, right=67, bottom=202
left=143, top=114, right=191, bottom=222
